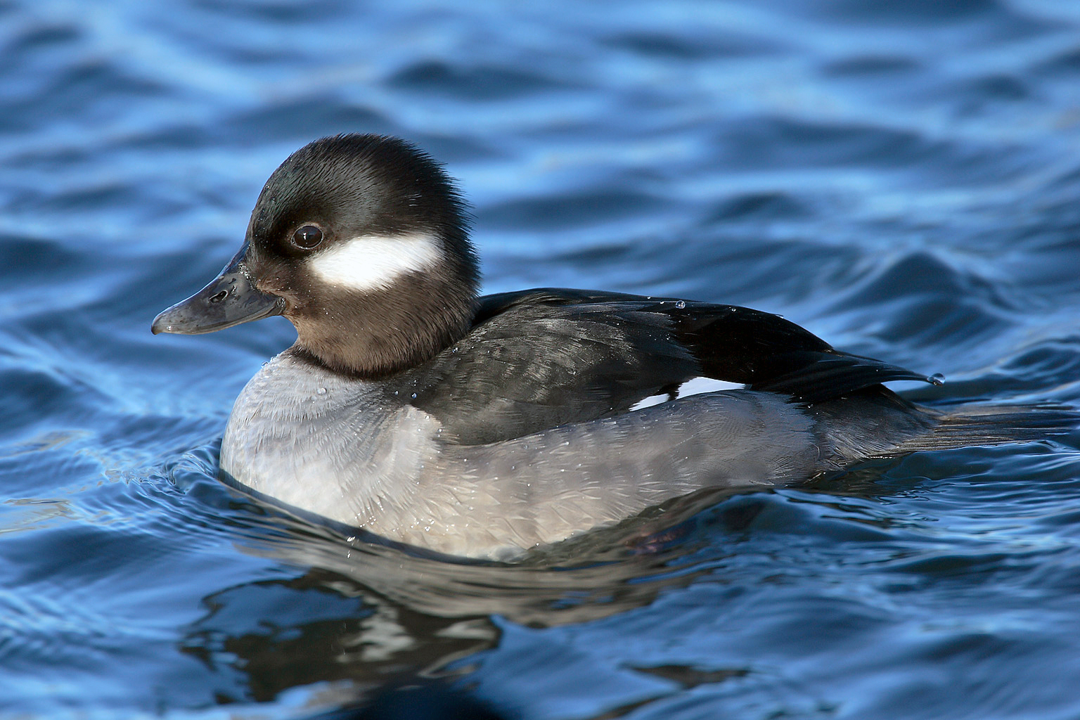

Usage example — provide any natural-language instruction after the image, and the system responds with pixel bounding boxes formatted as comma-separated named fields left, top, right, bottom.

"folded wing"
left=403, top=288, right=935, bottom=444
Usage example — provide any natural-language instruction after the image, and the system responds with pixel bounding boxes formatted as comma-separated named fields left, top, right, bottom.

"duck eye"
left=292, top=224, right=324, bottom=249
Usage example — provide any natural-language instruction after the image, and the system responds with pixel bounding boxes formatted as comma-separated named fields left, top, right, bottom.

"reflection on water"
left=172, top=451, right=930, bottom=711
left=158, top=438, right=1080, bottom=716
left=171, top=472, right=786, bottom=707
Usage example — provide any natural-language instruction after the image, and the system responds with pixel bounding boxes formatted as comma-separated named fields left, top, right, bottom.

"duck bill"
left=151, top=244, right=286, bottom=335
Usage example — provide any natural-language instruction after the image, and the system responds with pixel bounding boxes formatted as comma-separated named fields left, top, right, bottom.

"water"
left=4, top=0, right=1080, bottom=717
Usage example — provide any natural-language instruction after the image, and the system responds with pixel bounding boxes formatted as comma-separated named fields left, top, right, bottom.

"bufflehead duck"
left=153, top=134, right=1072, bottom=559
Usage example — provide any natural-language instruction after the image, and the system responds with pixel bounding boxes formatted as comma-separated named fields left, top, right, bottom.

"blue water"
left=4, top=0, right=1080, bottom=717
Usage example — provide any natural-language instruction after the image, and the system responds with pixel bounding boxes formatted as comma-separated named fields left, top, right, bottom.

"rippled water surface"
left=5, top=0, right=1080, bottom=717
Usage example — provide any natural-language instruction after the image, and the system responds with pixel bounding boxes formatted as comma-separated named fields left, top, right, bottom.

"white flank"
left=309, top=232, right=442, bottom=291
left=631, top=376, right=745, bottom=412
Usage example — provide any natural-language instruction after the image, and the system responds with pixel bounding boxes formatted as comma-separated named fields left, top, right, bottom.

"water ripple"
left=3, top=0, right=1080, bottom=717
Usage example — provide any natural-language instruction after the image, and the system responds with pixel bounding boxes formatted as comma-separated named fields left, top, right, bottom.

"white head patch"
left=309, top=232, right=442, bottom=292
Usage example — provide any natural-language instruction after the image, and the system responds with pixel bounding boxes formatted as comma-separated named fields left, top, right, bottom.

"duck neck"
left=290, top=263, right=479, bottom=379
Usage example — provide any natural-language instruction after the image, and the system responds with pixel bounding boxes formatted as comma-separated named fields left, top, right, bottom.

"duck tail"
left=892, top=403, right=1078, bottom=454
left=814, top=387, right=1077, bottom=464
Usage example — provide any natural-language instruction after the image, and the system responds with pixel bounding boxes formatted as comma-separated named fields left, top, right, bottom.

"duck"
left=152, top=133, right=1072, bottom=559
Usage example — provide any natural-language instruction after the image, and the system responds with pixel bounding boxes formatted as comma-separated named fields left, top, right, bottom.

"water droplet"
left=929, top=373, right=946, bottom=386
left=316, top=387, right=326, bottom=395
left=411, top=392, right=418, bottom=399
left=674, top=300, right=686, bottom=309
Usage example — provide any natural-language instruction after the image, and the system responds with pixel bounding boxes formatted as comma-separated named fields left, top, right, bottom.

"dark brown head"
left=153, top=134, right=480, bottom=377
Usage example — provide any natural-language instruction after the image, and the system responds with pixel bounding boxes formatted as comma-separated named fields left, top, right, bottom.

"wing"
left=400, top=288, right=935, bottom=445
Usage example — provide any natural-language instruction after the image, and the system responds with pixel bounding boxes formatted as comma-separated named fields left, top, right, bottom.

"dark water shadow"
left=169, top=468, right=781, bottom=707
left=165, top=432, right=1079, bottom=710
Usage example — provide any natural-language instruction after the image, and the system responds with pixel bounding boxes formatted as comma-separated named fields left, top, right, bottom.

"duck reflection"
left=177, top=483, right=766, bottom=706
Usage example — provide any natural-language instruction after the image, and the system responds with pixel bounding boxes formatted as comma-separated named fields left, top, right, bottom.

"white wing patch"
left=631, top=376, right=745, bottom=412
left=309, top=232, right=442, bottom=291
